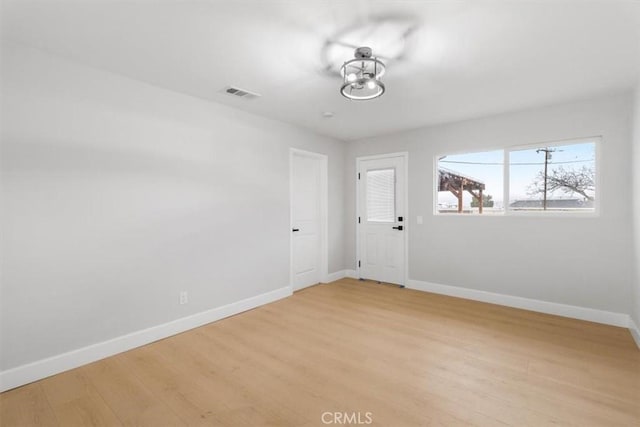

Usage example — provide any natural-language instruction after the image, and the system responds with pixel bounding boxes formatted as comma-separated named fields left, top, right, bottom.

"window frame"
left=433, top=136, right=601, bottom=218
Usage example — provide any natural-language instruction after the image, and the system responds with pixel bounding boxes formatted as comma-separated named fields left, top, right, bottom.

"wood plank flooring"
left=1, top=279, right=639, bottom=426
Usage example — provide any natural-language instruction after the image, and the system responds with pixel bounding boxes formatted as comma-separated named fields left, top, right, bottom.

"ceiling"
left=3, top=0, right=640, bottom=141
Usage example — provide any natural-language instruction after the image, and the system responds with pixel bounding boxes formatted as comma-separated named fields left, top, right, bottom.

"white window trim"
left=434, top=136, right=601, bottom=218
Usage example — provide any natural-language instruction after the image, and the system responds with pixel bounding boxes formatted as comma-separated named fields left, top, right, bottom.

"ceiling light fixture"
left=340, top=47, right=386, bottom=101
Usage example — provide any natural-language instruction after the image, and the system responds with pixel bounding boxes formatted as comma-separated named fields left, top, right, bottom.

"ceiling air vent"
left=222, top=86, right=261, bottom=100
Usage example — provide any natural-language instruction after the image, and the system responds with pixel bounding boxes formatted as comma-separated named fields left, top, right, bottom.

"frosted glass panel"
left=367, top=168, right=395, bottom=222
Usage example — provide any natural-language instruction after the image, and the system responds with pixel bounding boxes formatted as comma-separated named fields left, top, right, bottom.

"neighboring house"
left=509, top=198, right=595, bottom=209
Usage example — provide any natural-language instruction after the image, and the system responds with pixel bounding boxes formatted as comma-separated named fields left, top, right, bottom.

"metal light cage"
left=340, top=47, right=386, bottom=101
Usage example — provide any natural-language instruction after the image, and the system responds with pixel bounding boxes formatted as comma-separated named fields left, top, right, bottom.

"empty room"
left=1, top=1, right=640, bottom=426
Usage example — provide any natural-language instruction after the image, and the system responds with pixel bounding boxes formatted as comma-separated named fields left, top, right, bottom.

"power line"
left=439, top=159, right=594, bottom=166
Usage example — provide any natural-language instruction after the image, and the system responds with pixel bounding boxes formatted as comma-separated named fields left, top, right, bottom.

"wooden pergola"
left=438, top=167, right=486, bottom=213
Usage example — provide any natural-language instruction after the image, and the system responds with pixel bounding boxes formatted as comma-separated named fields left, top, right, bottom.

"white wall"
left=0, top=42, right=345, bottom=372
left=632, top=84, right=640, bottom=333
left=2, top=40, right=637, bottom=384
left=345, top=94, right=635, bottom=316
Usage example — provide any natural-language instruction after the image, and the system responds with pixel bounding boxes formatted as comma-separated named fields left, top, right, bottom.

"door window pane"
left=367, top=168, right=395, bottom=222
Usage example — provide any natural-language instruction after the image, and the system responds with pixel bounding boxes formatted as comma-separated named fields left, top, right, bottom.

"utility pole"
left=536, top=148, right=556, bottom=210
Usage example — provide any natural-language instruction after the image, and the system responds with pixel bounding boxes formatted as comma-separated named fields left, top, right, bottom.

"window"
left=435, top=139, right=598, bottom=215
left=436, top=150, right=504, bottom=214
left=508, top=141, right=596, bottom=212
left=366, top=168, right=395, bottom=222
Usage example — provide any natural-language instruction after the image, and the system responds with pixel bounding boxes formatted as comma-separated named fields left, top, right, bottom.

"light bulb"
left=347, top=73, right=357, bottom=82
left=366, top=80, right=376, bottom=89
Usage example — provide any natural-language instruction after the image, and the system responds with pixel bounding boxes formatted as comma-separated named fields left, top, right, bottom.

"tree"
left=471, top=193, right=494, bottom=207
left=527, top=165, right=595, bottom=201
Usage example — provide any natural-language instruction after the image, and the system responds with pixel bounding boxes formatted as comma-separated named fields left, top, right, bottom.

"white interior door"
left=291, top=150, right=326, bottom=290
left=357, top=154, right=407, bottom=285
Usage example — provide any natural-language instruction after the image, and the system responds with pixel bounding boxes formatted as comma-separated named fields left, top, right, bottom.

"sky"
left=437, top=141, right=596, bottom=209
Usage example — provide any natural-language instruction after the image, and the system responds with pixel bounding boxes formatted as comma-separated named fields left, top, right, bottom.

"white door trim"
left=290, top=148, right=329, bottom=290
left=356, top=152, right=409, bottom=286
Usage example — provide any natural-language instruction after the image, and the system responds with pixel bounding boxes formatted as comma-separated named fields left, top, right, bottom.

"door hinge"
left=358, top=172, right=360, bottom=180
left=358, top=260, right=361, bottom=268
left=358, top=217, right=361, bottom=223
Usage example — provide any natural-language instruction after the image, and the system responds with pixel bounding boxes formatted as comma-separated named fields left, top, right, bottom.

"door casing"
left=356, top=152, right=409, bottom=286
left=289, top=148, right=328, bottom=290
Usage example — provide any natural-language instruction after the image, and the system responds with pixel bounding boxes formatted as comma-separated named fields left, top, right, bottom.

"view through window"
left=435, top=139, right=597, bottom=215
left=509, top=141, right=596, bottom=212
left=436, top=150, right=504, bottom=214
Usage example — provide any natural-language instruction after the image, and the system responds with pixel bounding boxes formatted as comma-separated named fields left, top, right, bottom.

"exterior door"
left=357, top=154, right=406, bottom=285
left=291, top=150, right=326, bottom=290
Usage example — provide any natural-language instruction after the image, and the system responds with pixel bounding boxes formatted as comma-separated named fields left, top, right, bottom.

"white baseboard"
left=345, top=269, right=357, bottom=279
left=0, top=286, right=292, bottom=393
left=407, top=279, right=630, bottom=328
left=324, top=270, right=347, bottom=283
left=629, top=318, right=640, bottom=349
left=323, top=270, right=358, bottom=283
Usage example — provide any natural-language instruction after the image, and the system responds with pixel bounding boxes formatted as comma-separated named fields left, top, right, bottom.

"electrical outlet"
left=179, top=291, right=188, bottom=305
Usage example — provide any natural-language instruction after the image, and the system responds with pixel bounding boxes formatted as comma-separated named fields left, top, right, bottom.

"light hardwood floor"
left=1, top=278, right=639, bottom=426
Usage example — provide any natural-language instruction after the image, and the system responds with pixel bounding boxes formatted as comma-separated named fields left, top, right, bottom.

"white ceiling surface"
left=3, top=1, right=640, bottom=141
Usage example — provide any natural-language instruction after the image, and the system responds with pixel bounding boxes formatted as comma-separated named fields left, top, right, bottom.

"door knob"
left=292, top=228, right=300, bottom=232
left=392, top=226, right=403, bottom=231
